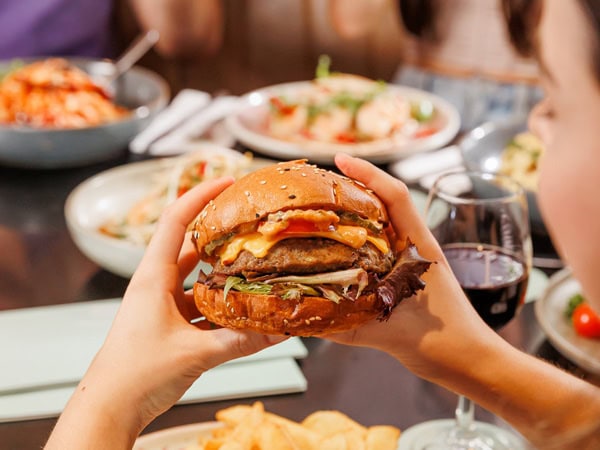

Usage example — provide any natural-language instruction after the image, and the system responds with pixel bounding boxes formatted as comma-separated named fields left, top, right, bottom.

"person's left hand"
left=46, top=177, right=287, bottom=449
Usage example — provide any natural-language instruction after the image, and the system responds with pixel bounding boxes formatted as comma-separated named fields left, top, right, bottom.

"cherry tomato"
left=284, top=220, right=319, bottom=233
left=335, top=132, right=358, bottom=143
left=269, top=97, right=296, bottom=115
left=414, top=126, right=438, bottom=138
left=572, top=303, right=600, bottom=338
left=195, top=161, right=207, bottom=177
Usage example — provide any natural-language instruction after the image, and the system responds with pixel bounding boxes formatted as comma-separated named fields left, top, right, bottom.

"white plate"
left=226, top=81, right=460, bottom=164
left=64, top=145, right=275, bottom=283
left=397, top=419, right=528, bottom=450
left=134, top=421, right=221, bottom=450
left=134, top=420, right=401, bottom=450
left=534, top=268, right=600, bottom=374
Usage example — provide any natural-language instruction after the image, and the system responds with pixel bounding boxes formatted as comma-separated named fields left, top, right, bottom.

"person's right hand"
left=327, top=154, right=510, bottom=385
left=45, top=178, right=288, bottom=450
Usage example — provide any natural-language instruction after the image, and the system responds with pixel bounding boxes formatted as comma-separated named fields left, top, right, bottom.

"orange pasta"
left=0, top=58, right=129, bottom=128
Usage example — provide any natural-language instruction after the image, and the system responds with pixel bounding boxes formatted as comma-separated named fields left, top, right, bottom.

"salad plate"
left=134, top=421, right=221, bottom=449
left=65, top=145, right=275, bottom=283
left=226, top=80, right=460, bottom=164
left=534, top=268, right=600, bottom=374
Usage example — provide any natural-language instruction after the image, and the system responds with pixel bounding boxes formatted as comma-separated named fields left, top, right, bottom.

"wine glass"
left=401, top=171, right=533, bottom=450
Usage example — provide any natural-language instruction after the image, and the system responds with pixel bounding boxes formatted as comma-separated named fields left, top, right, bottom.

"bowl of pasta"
left=0, top=57, right=169, bottom=169
left=459, top=115, right=547, bottom=234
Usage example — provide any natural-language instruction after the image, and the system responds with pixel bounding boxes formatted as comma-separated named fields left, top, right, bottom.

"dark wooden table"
left=0, top=148, right=585, bottom=450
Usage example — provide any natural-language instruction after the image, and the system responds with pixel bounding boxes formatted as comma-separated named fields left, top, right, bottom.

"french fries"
left=195, top=402, right=401, bottom=450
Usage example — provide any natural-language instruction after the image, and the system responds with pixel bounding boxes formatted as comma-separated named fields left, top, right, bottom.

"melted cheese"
left=259, top=209, right=339, bottom=236
left=219, top=225, right=389, bottom=265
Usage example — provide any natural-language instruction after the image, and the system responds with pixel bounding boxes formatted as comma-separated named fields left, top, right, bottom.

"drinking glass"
left=401, top=171, right=533, bottom=450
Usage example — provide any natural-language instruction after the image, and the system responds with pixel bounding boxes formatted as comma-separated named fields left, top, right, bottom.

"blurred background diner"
left=117, top=0, right=539, bottom=130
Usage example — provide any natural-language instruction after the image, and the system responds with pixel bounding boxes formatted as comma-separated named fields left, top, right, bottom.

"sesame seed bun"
left=189, top=159, right=426, bottom=337
left=193, top=159, right=388, bottom=259
left=193, top=282, right=385, bottom=336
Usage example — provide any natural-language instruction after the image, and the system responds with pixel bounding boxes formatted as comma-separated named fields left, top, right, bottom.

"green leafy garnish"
left=316, top=55, right=332, bottom=79
left=307, top=83, right=387, bottom=124
left=276, top=284, right=320, bottom=301
left=411, top=100, right=435, bottom=122
left=223, top=276, right=273, bottom=300
left=565, top=293, right=585, bottom=319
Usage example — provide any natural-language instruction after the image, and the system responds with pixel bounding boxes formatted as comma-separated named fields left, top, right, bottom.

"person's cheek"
left=536, top=138, right=570, bottom=258
left=536, top=128, right=584, bottom=262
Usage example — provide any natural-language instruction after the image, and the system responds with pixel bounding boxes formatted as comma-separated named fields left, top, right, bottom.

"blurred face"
left=529, top=0, right=600, bottom=306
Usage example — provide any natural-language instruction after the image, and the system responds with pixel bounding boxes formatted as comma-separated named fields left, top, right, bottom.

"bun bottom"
left=193, top=282, right=384, bottom=336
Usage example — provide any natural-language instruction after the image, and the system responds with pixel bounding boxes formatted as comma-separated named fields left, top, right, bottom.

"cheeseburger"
left=192, top=160, right=431, bottom=336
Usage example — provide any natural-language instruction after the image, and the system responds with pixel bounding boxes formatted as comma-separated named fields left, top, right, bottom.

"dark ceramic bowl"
left=0, top=57, right=169, bottom=169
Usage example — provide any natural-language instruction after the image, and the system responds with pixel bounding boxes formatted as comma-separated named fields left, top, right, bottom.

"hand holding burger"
left=192, top=159, right=431, bottom=336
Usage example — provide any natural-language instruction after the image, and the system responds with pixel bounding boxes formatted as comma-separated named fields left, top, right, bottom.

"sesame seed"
left=288, top=194, right=296, bottom=199
left=245, top=191, right=251, bottom=197
left=280, top=185, right=287, bottom=189
left=301, top=173, right=307, bottom=177
left=211, top=226, right=216, bottom=230
left=260, top=180, right=266, bottom=185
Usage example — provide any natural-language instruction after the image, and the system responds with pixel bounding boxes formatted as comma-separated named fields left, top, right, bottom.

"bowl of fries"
left=134, top=401, right=402, bottom=450
left=0, top=57, right=169, bottom=169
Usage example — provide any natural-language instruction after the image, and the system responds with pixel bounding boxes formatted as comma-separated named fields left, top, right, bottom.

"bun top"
left=193, top=159, right=388, bottom=251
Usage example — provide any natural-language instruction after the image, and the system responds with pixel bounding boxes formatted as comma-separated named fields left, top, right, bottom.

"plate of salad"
left=65, top=144, right=274, bottom=284
left=534, top=268, right=600, bottom=374
left=226, top=56, right=460, bottom=164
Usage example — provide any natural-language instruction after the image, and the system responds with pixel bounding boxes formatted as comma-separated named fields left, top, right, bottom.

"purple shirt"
left=0, top=0, right=113, bottom=59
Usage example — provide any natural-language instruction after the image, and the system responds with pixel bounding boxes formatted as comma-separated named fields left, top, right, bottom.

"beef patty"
left=212, top=238, right=394, bottom=277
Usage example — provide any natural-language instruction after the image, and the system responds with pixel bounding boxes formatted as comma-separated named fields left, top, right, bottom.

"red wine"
left=443, top=244, right=529, bottom=330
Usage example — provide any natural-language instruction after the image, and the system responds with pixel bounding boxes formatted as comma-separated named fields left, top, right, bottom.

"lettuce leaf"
left=224, top=276, right=272, bottom=300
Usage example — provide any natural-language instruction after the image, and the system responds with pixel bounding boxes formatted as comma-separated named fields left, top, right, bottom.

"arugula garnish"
left=316, top=55, right=332, bottom=79
left=565, top=293, right=585, bottom=319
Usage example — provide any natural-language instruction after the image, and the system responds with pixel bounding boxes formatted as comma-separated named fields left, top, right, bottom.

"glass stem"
left=455, top=395, right=475, bottom=431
